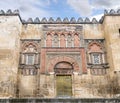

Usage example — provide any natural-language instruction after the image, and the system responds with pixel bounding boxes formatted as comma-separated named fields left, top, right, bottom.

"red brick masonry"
left=40, top=48, right=87, bottom=74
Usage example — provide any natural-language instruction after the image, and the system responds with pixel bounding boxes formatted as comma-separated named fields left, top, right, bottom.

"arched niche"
left=54, top=61, right=73, bottom=74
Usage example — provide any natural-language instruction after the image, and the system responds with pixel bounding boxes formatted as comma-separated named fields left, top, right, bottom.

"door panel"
left=56, top=75, right=72, bottom=97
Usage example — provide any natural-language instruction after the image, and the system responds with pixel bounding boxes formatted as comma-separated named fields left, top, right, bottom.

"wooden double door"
left=56, top=75, right=72, bottom=97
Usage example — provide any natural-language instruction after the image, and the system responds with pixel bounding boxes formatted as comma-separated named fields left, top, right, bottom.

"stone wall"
left=0, top=15, right=22, bottom=97
left=0, top=9, right=120, bottom=98
left=103, top=15, right=120, bottom=73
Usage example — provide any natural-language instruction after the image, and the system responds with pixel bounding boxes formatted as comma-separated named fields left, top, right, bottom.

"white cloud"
left=67, top=0, right=92, bottom=16
left=67, top=0, right=120, bottom=17
left=91, top=0, right=120, bottom=10
left=0, top=0, right=56, bottom=19
left=0, top=0, right=120, bottom=20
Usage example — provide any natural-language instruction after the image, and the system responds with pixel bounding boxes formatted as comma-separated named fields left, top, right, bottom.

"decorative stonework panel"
left=52, top=34, right=59, bottom=47
left=67, top=34, right=73, bottom=47
left=54, top=62, right=73, bottom=74
left=46, top=54, right=82, bottom=73
left=19, top=39, right=41, bottom=75
left=42, top=25, right=84, bottom=48
left=85, top=39, right=109, bottom=75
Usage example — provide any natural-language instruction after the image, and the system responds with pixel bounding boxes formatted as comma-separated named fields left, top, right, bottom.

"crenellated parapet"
left=0, top=9, right=120, bottom=24
left=0, top=9, right=19, bottom=15
left=0, top=9, right=98, bottom=24
left=22, top=17, right=99, bottom=24
left=99, top=9, right=120, bottom=23
left=104, top=9, right=120, bottom=15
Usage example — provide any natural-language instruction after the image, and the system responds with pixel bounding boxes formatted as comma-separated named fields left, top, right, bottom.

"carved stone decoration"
left=109, top=9, right=115, bottom=14
left=52, top=34, right=59, bottom=47
left=46, top=54, right=82, bottom=73
left=13, top=9, right=19, bottom=14
left=63, top=17, right=69, bottom=23
left=77, top=17, right=83, bottom=23
left=54, top=62, right=73, bottom=74
left=56, top=17, right=62, bottom=23
left=27, top=18, right=33, bottom=23
left=22, top=19, right=26, bottom=23
left=42, top=25, right=83, bottom=48
left=34, top=17, right=40, bottom=23
left=117, top=9, right=120, bottom=14
left=67, top=34, right=72, bottom=47
left=48, top=17, right=54, bottom=23
left=104, top=9, right=108, bottom=14
left=85, top=39, right=105, bottom=52
left=92, top=18, right=98, bottom=23
left=19, top=40, right=41, bottom=75
left=42, top=25, right=83, bottom=33
left=70, top=17, right=76, bottom=23
left=84, top=18, right=90, bottom=23
left=6, top=9, right=12, bottom=14
left=85, top=39, right=109, bottom=75
left=0, top=10, right=5, bottom=14
left=41, top=17, right=47, bottom=23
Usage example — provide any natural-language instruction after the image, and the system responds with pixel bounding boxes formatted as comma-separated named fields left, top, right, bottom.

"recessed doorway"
left=54, top=62, right=73, bottom=97
left=56, top=75, right=72, bottom=97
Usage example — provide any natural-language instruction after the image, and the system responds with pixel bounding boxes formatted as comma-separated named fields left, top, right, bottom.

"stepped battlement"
left=0, top=9, right=120, bottom=24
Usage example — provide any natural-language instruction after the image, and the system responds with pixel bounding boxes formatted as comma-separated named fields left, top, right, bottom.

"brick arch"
left=47, top=56, right=80, bottom=72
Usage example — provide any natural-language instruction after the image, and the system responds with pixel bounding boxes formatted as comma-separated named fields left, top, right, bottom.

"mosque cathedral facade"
left=0, top=9, right=120, bottom=98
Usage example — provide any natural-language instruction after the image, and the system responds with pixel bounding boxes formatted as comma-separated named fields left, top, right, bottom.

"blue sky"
left=0, top=0, right=120, bottom=20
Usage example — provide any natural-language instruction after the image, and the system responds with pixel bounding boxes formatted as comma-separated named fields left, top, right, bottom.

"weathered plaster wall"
left=83, top=24, right=104, bottom=39
left=18, top=74, right=38, bottom=97
left=21, top=24, right=42, bottom=39
left=0, top=15, right=22, bottom=97
left=103, top=16, right=120, bottom=73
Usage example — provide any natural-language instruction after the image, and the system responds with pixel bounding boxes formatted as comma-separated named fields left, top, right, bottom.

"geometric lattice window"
left=19, top=40, right=40, bottom=76
left=87, top=40, right=108, bottom=75
left=92, top=53, right=101, bottom=64
left=87, top=41, right=104, bottom=65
